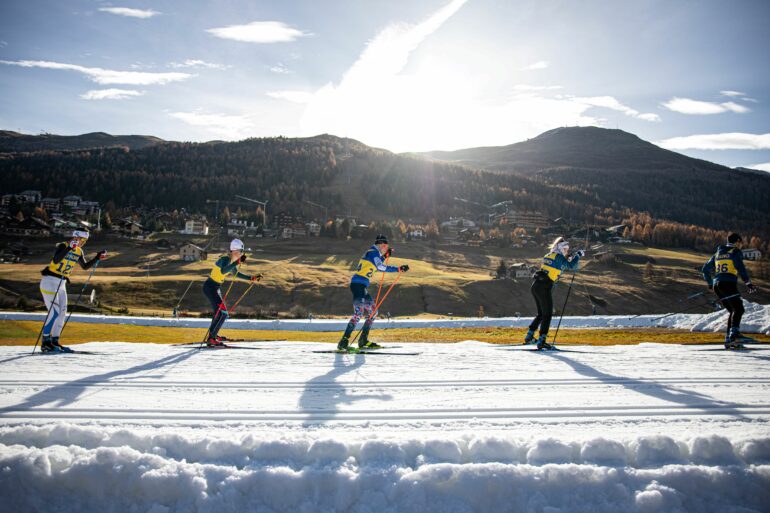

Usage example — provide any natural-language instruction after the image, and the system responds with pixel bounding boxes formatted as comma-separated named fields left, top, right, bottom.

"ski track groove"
left=2, top=403, right=770, bottom=422
left=1, top=377, right=767, bottom=390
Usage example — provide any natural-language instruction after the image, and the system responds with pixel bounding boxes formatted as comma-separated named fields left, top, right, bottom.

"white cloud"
left=570, top=96, right=660, bottom=122
left=169, top=59, right=229, bottom=70
left=267, top=91, right=313, bottom=103
left=746, top=162, right=770, bottom=172
left=513, top=84, right=562, bottom=91
left=206, top=21, right=309, bottom=43
left=720, top=90, right=745, bottom=97
left=269, top=63, right=291, bottom=74
left=80, top=88, right=144, bottom=100
left=294, top=0, right=654, bottom=152
left=98, top=7, right=159, bottom=19
left=656, top=132, right=770, bottom=150
left=169, top=110, right=255, bottom=139
left=522, top=60, right=549, bottom=70
left=747, top=163, right=770, bottom=172
left=662, top=97, right=751, bottom=115
left=0, top=59, right=192, bottom=85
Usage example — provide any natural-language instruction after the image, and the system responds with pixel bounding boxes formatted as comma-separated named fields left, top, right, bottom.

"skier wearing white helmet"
left=202, top=238, right=261, bottom=347
left=39, top=229, right=107, bottom=352
left=524, top=236, right=583, bottom=350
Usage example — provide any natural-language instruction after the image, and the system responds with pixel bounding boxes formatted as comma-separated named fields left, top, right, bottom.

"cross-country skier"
left=524, top=236, right=583, bottom=350
left=39, top=230, right=106, bottom=352
left=203, top=239, right=261, bottom=347
left=337, top=234, right=408, bottom=352
left=702, top=233, right=758, bottom=348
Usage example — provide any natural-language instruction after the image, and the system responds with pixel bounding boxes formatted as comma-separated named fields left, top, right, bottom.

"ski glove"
left=97, top=250, right=108, bottom=260
left=575, top=249, right=586, bottom=257
left=747, top=282, right=758, bottom=294
left=399, top=265, right=409, bottom=272
left=240, top=254, right=247, bottom=263
left=251, top=273, right=263, bottom=282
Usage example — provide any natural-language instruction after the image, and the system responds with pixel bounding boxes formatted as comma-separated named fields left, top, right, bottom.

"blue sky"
left=1, top=0, right=769, bottom=170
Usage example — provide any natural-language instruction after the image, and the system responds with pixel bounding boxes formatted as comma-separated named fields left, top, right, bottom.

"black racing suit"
left=528, top=271, right=555, bottom=335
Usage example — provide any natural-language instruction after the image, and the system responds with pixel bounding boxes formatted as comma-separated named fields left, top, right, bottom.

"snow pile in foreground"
left=2, top=425, right=769, bottom=513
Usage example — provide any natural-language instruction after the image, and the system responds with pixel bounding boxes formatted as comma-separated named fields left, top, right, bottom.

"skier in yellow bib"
left=38, top=230, right=106, bottom=352
left=524, top=236, right=583, bottom=350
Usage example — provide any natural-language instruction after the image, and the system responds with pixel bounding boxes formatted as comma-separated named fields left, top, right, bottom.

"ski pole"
left=551, top=228, right=588, bottom=347
left=171, top=235, right=221, bottom=314
left=59, top=260, right=100, bottom=338
left=627, top=291, right=708, bottom=319
left=349, top=271, right=402, bottom=346
left=550, top=276, right=574, bottom=347
left=31, top=275, right=66, bottom=355
left=650, top=293, right=740, bottom=322
left=229, top=281, right=255, bottom=312
left=372, top=253, right=390, bottom=311
left=373, top=271, right=402, bottom=313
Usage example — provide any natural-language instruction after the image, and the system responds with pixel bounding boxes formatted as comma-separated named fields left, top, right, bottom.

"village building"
left=179, top=243, right=208, bottom=262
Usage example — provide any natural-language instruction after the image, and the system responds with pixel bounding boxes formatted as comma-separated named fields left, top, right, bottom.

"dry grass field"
left=1, top=233, right=767, bottom=320
left=2, top=319, right=768, bottom=347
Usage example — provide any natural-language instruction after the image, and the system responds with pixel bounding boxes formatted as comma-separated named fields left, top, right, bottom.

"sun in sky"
left=0, top=0, right=768, bottom=170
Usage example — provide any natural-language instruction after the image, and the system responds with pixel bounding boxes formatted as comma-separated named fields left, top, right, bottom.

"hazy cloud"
left=657, top=132, right=770, bottom=150
left=267, top=90, right=313, bottom=103
left=662, top=97, right=750, bottom=115
left=720, top=90, right=745, bottom=97
left=80, top=88, right=145, bottom=100
left=571, top=96, right=660, bottom=122
left=98, top=7, right=159, bottom=19
left=269, top=63, right=291, bottom=74
left=522, top=60, right=549, bottom=70
left=169, top=110, right=254, bottom=139
left=0, top=59, right=192, bottom=85
left=206, top=21, right=310, bottom=43
left=747, top=162, right=770, bottom=172
left=169, top=59, right=229, bottom=70
left=513, top=84, right=563, bottom=91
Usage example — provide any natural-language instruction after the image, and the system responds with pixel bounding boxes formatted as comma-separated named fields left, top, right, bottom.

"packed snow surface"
left=1, top=341, right=769, bottom=513
left=2, top=299, right=769, bottom=333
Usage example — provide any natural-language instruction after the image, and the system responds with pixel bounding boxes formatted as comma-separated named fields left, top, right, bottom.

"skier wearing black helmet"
left=702, top=232, right=758, bottom=348
left=337, top=234, right=408, bottom=351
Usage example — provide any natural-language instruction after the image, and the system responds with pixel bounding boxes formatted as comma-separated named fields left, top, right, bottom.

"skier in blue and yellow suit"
left=701, top=232, right=758, bottom=348
left=337, top=234, right=409, bottom=351
left=525, top=236, right=583, bottom=350
left=202, top=238, right=261, bottom=347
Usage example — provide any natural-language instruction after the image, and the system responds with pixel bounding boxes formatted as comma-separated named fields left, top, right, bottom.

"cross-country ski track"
left=1, top=341, right=769, bottom=513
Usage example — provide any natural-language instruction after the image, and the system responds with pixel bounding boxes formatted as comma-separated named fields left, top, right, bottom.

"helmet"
left=72, top=230, right=90, bottom=240
left=374, top=234, right=389, bottom=245
left=230, top=239, right=245, bottom=251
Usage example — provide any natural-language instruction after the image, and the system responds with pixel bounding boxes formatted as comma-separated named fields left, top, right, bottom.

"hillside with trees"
left=1, top=128, right=769, bottom=253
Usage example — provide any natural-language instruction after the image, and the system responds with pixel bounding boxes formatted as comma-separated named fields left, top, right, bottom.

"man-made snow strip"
left=1, top=427, right=769, bottom=513
left=1, top=340, right=770, bottom=512
left=2, top=299, right=769, bottom=333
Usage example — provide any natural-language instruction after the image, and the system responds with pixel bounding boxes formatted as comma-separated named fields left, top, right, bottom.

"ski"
left=36, top=349, right=99, bottom=355
left=198, top=344, right=265, bottom=350
left=312, top=350, right=420, bottom=356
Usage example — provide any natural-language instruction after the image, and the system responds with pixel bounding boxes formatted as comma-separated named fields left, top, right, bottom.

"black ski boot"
left=523, top=329, right=536, bottom=345
left=337, top=336, right=350, bottom=351
left=51, top=337, right=73, bottom=353
left=536, top=335, right=553, bottom=351
left=41, top=336, right=57, bottom=352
